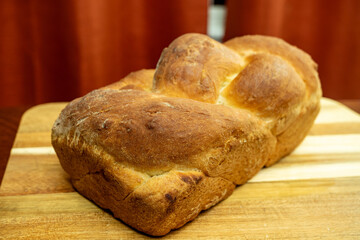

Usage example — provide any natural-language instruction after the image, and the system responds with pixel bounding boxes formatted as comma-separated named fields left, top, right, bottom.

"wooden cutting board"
left=1, top=98, right=360, bottom=239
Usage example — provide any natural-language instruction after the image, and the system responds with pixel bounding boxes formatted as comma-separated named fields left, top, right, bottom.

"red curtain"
left=0, top=0, right=208, bottom=107
left=224, top=0, right=360, bottom=100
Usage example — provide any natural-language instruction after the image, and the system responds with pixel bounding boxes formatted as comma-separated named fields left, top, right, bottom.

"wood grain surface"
left=0, top=106, right=30, bottom=184
left=0, top=98, right=360, bottom=239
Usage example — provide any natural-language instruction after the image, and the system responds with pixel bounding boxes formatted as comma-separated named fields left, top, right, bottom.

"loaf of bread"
left=51, top=33, right=322, bottom=236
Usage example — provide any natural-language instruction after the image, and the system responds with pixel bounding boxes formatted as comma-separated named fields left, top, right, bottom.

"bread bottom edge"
left=71, top=167, right=235, bottom=236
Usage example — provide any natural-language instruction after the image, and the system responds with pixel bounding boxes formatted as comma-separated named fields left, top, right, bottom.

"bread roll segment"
left=154, top=33, right=243, bottom=103
left=52, top=33, right=321, bottom=236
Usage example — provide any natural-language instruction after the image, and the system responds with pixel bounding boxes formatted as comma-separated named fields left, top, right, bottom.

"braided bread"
left=51, top=33, right=321, bottom=236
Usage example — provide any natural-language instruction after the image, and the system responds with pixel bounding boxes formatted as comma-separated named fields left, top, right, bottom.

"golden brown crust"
left=51, top=33, right=322, bottom=236
left=154, top=33, right=242, bottom=103
left=224, top=35, right=321, bottom=97
left=53, top=89, right=275, bottom=184
left=223, top=53, right=306, bottom=117
left=223, top=35, right=322, bottom=164
left=52, top=89, right=274, bottom=235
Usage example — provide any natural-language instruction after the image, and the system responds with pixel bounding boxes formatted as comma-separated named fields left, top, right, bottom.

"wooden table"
left=1, top=98, right=360, bottom=239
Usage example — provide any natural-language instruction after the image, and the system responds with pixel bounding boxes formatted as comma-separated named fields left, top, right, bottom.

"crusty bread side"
left=52, top=33, right=321, bottom=236
left=224, top=35, right=321, bottom=165
left=52, top=89, right=275, bottom=235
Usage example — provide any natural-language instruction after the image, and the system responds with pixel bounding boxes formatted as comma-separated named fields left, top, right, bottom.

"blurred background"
left=0, top=0, right=359, bottom=107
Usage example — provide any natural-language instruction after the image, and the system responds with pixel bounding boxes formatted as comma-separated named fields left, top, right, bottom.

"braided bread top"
left=154, top=34, right=321, bottom=134
left=123, top=33, right=321, bottom=166
left=53, top=33, right=321, bottom=184
left=51, top=33, right=322, bottom=236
